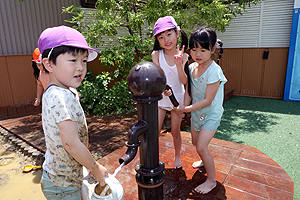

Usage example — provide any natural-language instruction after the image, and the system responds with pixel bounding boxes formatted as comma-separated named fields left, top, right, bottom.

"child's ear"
left=42, top=58, right=53, bottom=73
left=211, top=45, right=216, bottom=54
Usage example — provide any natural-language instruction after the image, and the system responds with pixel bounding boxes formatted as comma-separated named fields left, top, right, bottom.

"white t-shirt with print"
left=42, top=85, right=88, bottom=188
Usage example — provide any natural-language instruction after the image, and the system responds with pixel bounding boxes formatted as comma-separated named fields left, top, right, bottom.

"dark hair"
left=184, top=55, right=192, bottom=97
left=185, top=27, right=224, bottom=97
left=189, top=27, right=217, bottom=51
left=32, top=61, right=40, bottom=80
left=42, top=46, right=88, bottom=65
left=153, top=28, right=188, bottom=51
left=32, top=60, right=49, bottom=81
left=216, top=39, right=223, bottom=65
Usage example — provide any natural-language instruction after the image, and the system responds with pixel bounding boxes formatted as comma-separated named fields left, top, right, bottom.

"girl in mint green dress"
left=175, top=27, right=227, bottom=195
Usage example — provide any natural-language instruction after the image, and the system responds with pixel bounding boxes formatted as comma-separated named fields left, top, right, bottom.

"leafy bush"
left=64, top=0, right=259, bottom=116
left=78, top=69, right=134, bottom=116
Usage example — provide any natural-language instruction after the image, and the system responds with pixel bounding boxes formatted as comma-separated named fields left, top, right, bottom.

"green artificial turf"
left=184, top=96, right=300, bottom=199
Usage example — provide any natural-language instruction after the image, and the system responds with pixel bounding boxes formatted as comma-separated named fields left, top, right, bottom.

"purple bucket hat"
left=153, top=16, right=179, bottom=37
left=38, top=25, right=98, bottom=62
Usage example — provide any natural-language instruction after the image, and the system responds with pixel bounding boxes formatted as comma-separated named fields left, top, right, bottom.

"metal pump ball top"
left=128, top=61, right=166, bottom=102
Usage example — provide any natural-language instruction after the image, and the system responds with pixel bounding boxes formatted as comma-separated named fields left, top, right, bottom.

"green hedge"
left=78, top=69, right=134, bottom=116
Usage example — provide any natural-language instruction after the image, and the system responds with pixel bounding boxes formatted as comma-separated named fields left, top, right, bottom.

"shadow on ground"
left=164, top=168, right=226, bottom=199
left=214, top=96, right=300, bottom=143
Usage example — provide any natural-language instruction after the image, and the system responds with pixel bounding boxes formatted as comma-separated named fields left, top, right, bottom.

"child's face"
left=190, top=44, right=215, bottom=66
left=157, top=29, right=179, bottom=50
left=49, top=51, right=88, bottom=89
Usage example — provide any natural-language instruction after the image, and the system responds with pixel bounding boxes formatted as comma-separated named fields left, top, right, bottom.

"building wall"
left=0, top=0, right=80, bottom=107
left=221, top=47, right=288, bottom=99
left=0, top=0, right=293, bottom=106
left=0, top=54, right=102, bottom=107
left=0, top=0, right=80, bottom=55
left=0, top=47, right=288, bottom=107
left=217, top=0, right=294, bottom=48
left=216, top=0, right=293, bottom=99
left=0, top=55, right=35, bottom=106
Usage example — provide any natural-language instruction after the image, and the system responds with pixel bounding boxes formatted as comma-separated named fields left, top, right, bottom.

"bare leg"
left=190, top=125, right=202, bottom=168
left=170, top=110, right=182, bottom=169
left=191, top=125, right=217, bottom=194
left=158, top=107, right=166, bottom=135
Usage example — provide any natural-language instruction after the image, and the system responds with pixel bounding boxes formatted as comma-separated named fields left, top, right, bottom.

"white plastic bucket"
left=92, top=174, right=123, bottom=200
left=81, top=167, right=123, bottom=200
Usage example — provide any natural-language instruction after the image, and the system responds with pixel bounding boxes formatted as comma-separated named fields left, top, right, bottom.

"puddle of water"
left=0, top=145, right=46, bottom=200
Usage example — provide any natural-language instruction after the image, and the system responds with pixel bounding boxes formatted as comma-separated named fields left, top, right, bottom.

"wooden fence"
left=0, top=55, right=36, bottom=107
left=219, top=47, right=288, bottom=98
left=0, top=47, right=289, bottom=107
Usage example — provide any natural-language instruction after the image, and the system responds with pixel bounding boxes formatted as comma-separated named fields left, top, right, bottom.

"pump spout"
left=119, top=120, right=149, bottom=165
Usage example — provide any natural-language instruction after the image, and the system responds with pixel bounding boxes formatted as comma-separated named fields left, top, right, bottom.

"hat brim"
left=60, top=43, right=98, bottom=62
left=153, top=25, right=177, bottom=37
left=32, top=59, right=42, bottom=64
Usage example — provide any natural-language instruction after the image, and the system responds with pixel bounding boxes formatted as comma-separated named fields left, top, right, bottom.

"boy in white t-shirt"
left=38, top=25, right=108, bottom=199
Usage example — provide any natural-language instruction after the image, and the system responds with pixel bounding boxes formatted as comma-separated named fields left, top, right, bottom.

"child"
left=32, top=48, right=49, bottom=106
left=151, top=16, right=189, bottom=169
left=175, top=27, right=227, bottom=194
left=38, top=25, right=107, bottom=199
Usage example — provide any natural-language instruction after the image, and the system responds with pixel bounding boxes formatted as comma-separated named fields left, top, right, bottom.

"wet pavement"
left=99, top=131, right=294, bottom=199
left=0, top=104, right=294, bottom=199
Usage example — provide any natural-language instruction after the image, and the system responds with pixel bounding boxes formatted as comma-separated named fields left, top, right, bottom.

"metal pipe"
left=121, top=61, right=166, bottom=200
left=119, top=120, right=149, bottom=165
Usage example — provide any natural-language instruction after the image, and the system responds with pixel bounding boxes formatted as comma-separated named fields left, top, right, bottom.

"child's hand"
left=34, top=98, right=41, bottom=106
left=173, top=102, right=185, bottom=113
left=163, top=88, right=172, bottom=97
left=90, top=162, right=108, bottom=186
left=174, top=45, right=185, bottom=67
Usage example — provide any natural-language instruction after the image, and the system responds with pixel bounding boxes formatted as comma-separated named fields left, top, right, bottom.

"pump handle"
left=165, top=84, right=179, bottom=107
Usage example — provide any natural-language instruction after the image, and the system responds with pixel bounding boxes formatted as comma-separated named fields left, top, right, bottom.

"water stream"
left=112, top=163, right=124, bottom=177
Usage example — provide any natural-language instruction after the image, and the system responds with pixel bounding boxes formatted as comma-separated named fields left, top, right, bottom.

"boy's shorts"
left=41, top=170, right=81, bottom=200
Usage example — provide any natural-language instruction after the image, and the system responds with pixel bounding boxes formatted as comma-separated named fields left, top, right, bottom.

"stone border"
left=0, top=126, right=44, bottom=165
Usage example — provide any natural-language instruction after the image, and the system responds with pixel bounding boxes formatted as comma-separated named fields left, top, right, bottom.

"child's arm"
left=184, top=85, right=191, bottom=106
left=176, top=81, right=220, bottom=113
left=34, top=80, right=44, bottom=106
left=174, top=45, right=188, bottom=85
left=151, top=51, right=159, bottom=66
left=36, top=80, right=44, bottom=97
left=58, top=120, right=108, bottom=185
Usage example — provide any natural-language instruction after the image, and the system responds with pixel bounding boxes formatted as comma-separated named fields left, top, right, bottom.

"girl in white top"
left=151, top=16, right=189, bottom=169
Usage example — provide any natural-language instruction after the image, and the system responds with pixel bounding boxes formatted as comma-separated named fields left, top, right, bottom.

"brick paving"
left=0, top=99, right=294, bottom=199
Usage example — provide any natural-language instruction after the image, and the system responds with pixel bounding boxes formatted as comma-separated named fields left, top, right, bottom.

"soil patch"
left=86, top=112, right=139, bottom=160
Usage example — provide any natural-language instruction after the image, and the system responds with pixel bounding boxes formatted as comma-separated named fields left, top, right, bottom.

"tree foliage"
left=78, top=69, right=133, bottom=116
left=63, top=0, right=258, bottom=78
left=63, top=0, right=258, bottom=115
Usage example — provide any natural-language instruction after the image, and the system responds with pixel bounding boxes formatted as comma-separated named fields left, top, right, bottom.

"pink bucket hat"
left=153, top=16, right=179, bottom=37
left=38, top=25, right=98, bottom=62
